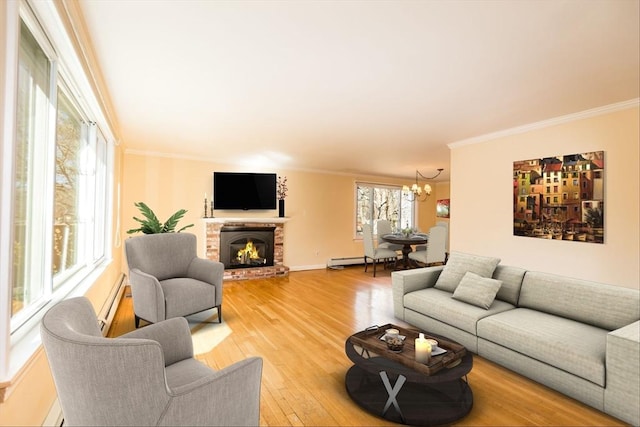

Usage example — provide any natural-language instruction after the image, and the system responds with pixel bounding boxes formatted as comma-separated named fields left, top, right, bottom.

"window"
left=355, top=182, right=413, bottom=236
left=10, top=15, right=111, bottom=329
left=2, top=2, right=114, bottom=382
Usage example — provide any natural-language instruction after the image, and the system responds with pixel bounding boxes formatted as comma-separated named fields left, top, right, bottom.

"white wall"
left=449, top=104, right=639, bottom=289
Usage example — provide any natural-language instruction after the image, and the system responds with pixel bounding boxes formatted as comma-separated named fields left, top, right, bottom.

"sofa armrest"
left=121, top=317, right=194, bottom=366
left=605, top=320, right=640, bottom=426
left=391, top=266, right=444, bottom=320
left=188, top=258, right=225, bottom=307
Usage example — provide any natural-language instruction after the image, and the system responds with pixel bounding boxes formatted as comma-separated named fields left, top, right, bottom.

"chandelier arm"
left=415, top=168, right=444, bottom=181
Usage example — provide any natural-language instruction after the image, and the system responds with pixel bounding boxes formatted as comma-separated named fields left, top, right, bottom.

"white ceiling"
left=79, top=0, right=639, bottom=180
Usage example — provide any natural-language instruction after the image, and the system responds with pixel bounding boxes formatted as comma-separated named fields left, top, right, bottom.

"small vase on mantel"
left=278, top=199, right=285, bottom=218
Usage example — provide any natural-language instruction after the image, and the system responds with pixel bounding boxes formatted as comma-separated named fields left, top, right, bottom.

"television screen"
left=213, top=172, right=277, bottom=210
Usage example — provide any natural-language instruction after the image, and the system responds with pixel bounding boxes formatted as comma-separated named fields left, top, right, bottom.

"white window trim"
left=0, top=0, right=21, bottom=384
left=0, top=0, right=116, bottom=384
left=354, top=180, right=415, bottom=240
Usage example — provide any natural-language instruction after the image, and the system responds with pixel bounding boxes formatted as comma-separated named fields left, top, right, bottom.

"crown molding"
left=448, top=98, right=640, bottom=149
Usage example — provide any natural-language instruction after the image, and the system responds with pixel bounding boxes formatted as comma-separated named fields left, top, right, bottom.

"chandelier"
left=402, top=168, right=444, bottom=202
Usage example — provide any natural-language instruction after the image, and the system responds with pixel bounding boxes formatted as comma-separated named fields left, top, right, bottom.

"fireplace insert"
left=219, top=226, right=275, bottom=269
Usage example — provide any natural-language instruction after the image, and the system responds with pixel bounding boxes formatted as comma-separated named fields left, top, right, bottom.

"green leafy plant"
left=127, top=202, right=194, bottom=234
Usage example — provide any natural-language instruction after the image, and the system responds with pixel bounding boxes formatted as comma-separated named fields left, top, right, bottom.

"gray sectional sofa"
left=391, top=252, right=640, bottom=425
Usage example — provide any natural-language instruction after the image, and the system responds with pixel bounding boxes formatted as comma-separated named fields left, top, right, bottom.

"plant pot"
left=278, top=199, right=285, bottom=217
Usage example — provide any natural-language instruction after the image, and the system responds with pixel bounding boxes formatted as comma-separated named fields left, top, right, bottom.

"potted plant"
left=127, top=202, right=194, bottom=234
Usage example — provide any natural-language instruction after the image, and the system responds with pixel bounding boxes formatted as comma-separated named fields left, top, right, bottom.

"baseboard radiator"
left=326, top=256, right=364, bottom=269
left=97, top=273, right=127, bottom=336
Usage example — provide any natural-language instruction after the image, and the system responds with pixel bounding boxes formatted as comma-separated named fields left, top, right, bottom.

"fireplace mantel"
left=202, top=217, right=290, bottom=280
left=203, top=217, right=290, bottom=224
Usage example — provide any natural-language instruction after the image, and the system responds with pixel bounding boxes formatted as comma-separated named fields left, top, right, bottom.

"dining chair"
left=362, top=223, right=398, bottom=277
left=376, top=219, right=402, bottom=252
left=408, top=225, right=447, bottom=266
left=416, top=221, right=448, bottom=254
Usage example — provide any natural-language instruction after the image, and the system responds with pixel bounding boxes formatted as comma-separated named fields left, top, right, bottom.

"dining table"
left=381, top=233, right=428, bottom=269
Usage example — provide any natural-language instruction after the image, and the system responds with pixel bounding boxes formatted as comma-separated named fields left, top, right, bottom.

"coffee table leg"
left=379, top=371, right=406, bottom=422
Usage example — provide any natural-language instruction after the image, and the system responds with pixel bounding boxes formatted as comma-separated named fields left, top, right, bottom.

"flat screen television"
left=213, top=172, right=277, bottom=210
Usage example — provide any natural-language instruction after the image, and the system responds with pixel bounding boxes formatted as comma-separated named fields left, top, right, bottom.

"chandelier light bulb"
left=403, top=168, right=443, bottom=202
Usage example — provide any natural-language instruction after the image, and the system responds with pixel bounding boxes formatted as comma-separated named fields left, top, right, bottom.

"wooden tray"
left=348, top=323, right=467, bottom=376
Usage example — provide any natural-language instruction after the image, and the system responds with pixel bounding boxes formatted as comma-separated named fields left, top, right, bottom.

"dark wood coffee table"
left=345, top=324, right=473, bottom=426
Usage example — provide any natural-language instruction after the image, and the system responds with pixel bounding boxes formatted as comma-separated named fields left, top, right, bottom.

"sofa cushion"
left=492, top=265, right=526, bottom=305
left=434, top=252, right=501, bottom=293
left=404, top=287, right=515, bottom=335
left=477, top=308, right=607, bottom=386
left=452, top=272, right=502, bottom=309
left=519, top=272, right=640, bottom=330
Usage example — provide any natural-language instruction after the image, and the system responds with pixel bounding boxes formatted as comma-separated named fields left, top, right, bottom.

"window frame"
left=1, top=0, right=116, bottom=383
left=354, top=181, right=415, bottom=239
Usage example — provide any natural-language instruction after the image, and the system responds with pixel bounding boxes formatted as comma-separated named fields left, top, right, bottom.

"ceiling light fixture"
left=403, top=168, right=444, bottom=202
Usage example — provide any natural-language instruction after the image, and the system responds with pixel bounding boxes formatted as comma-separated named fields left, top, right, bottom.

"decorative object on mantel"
left=204, top=193, right=208, bottom=218
left=403, top=168, right=444, bottom=202
left=126, top=202, right=194, bottom=234
left=277, top=175, right=288, bottom=218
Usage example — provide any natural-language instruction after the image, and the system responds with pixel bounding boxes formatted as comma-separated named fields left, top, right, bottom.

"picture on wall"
left=436, top=199, right=450, bottom=218
left=513, top=151, right=604, bottom=243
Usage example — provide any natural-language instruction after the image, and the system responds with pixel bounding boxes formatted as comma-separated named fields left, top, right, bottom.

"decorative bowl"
left=386, top=336, right=405, bottom=352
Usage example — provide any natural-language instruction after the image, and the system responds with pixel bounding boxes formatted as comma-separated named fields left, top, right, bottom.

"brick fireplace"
left=203, top=218, right=289, bottom=280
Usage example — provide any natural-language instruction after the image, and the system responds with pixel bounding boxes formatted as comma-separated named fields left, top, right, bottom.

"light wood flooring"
left=108, top=266, right=627, bottom=426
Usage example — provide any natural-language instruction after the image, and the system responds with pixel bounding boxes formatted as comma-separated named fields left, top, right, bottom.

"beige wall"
left=121, top=152, right=443, bottom=269
left=450, top=106, right=639, bottom=289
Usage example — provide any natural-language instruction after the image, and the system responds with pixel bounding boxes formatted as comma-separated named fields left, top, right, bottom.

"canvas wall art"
left=436, top=199, right=450, bottom=218
left=513, top=151, right=604, bottom=243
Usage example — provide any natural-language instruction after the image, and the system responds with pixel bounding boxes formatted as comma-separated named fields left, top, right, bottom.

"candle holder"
left=204, top=199, right=208, bottom=218
left=210, top=204, right=214, bottom=218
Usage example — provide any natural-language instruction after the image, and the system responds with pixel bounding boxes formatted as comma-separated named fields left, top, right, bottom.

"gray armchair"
left=125, top=233, right=224, bottom=327
left=41, top=297, right=263, bottom=426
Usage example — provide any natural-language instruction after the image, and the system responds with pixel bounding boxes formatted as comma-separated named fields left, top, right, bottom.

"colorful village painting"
left=513, top=151, right=604, bottom=243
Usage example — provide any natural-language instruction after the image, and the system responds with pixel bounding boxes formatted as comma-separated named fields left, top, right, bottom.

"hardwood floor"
left=108, top=266, right=627, bottom=426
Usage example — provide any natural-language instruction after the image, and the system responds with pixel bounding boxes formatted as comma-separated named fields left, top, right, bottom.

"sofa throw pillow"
left=434, top=252, right=501, bottom=293
left=452, top=271, right=503, bottom=309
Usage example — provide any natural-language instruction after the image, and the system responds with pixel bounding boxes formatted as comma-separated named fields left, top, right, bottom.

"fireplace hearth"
left=204, top=218, right=289, bottom=280
left=219, top=226, right=275, bottom=269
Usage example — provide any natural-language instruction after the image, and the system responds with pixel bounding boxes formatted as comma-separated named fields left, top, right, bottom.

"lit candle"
left=204, top=192, right=207, bottom=201
left=415, top=333, right=431, bottom=364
